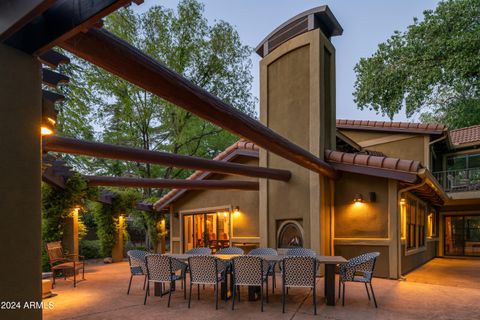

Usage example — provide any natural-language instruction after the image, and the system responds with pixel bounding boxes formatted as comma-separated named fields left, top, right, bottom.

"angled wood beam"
left=42, top=68, right=69, bottom=88
left=38, top=50, right=70, bottom=68
left=42, top=90, right=64, bottom=104
left=42, top=136, right=291, bottom=181
left=60, top=28, right=338, bottom=180
left=85, top=176, right=259, bottom=190
left=3, top=0, right=140, bottom=54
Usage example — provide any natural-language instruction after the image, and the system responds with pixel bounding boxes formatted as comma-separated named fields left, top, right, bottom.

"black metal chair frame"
left=248, top=247, right=278, bottom=294
left=338, top=252, right=380, bottom=308
left=144, top=254, right=187, bottom=307
left=187, top=255, right=227, bottom=310
left=281, top=256, right=318, bottom=315
left=126, top=250, right=148, bottom=295
left=231, top=256, right=269, bottom=312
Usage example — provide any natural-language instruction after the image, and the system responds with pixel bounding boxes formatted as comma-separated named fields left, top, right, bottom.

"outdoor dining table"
left=164, top=252, right=347, bottom=306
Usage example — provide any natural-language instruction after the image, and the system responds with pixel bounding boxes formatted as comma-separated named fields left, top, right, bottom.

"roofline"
left=337, top=124, right=446, bottom=135
left=329, top=162, right=419, bottom=183
left=154, top=149, right=259, bottom=211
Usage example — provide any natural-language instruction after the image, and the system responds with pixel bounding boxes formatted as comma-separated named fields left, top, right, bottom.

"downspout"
left=396, top=179, right=427, bottom=279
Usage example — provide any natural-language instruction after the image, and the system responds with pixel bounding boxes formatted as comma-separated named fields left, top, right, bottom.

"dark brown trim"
left=330, top=162, right=419, bottom=183
left=42, top=68, right=69, bottom=88
left=60, top=28, right=338, bottom=180
left=337, top=125, right=444, bottom=135
left=4, top=0, right=137, bottom=54
left=85, top=176, right=259, bottom=190
left=38, top=50, right=70, bottom=68
left=42, top=136, right=289, bottom=181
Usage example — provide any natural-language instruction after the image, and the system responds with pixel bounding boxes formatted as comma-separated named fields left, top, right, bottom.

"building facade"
left=153, top=7, right=480, bottom=279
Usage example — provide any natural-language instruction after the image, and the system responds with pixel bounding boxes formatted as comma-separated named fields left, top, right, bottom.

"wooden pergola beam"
left=60, top=28, right=338, bottom=180
left=42, top=136, right=291, bottom=181
left=3, top=0, right=140, bottom=54
left=85, top=176, right=259, bottom=190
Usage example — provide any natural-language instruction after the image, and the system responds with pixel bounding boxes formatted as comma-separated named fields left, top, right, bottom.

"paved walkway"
left=405, top=257, right=480, bottom=289
left=43, top=259, right=480, bottom=320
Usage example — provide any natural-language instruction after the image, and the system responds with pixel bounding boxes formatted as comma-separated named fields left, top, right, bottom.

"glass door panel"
left=445, top=215, right=480, bottom=257
left=183, top=211, right=231, bottom=253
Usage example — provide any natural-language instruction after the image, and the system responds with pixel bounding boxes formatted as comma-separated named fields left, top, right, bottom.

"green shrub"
left=80, top=240, right=102, bottom=259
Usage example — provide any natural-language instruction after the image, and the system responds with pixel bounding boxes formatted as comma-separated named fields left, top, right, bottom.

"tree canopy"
left=57, top=0, right=256, bottom=190
left=353, top=0, right=480, bottom=128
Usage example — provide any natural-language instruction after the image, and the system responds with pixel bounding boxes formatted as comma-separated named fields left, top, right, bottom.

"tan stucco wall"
left=334, top=245, right=390, bottom=278
left=334, top=173, right=389, bottom=238
left=0, top=44, right=42, bottom=319
left=170, top=156, right=259, bottom=252
left=401, top=240, right=437, bottom=274
left=339, top=130, right=428, bottom=164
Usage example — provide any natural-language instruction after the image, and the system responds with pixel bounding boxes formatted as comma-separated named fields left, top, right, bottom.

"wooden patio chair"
left=46, top=241, right=85, bottom=288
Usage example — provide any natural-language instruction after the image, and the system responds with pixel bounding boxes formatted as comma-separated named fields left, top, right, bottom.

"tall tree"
left=353, top=0, right=480, bottom=128
left=58, top=0, right=256, bottom=188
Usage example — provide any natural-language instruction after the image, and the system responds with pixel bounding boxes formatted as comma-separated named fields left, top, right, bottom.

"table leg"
left=221, top=273, right=229, bottom=300
left=154, top=282, right=162, bottom=296
left=324, top=264, right=336, bottom=306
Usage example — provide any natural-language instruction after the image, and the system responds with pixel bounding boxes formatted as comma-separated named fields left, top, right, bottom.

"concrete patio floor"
left=43, top=258, right=480, bottom=320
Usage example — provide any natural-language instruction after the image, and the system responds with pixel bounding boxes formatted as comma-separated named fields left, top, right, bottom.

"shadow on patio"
left=43, top=260, right=480, bottom=320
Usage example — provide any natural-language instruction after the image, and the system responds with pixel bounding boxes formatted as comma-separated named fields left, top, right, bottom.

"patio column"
left=112, top=215, right=125, bottom=262
left=63, top=208, right=79, bottom=261
left=0, top=44, right=42, bottom=319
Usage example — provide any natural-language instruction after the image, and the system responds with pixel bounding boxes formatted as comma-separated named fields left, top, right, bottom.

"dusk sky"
left=134, top=0, right=441, bottom=122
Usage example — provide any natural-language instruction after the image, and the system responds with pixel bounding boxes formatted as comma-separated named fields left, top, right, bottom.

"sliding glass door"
left=183, top=211, right=231, bottom=253
left=445, top=215, right=480, bottom=256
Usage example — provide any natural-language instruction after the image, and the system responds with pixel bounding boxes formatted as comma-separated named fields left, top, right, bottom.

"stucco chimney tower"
left=256, top=6, right=343, bottom=255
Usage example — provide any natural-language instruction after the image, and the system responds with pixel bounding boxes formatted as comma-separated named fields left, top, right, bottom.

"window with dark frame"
left=405, top=195, right=427, bottom=251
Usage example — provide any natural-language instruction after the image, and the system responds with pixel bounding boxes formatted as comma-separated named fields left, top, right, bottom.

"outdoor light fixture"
left=400, top=197, right=406, bottom=205
left=353, top=193, right=364, bottom=204
left=223, top=212, right=228, bottom=217
left=41, top=99, right=58, bottom=136
left=233, top=206, right=240, bottom=216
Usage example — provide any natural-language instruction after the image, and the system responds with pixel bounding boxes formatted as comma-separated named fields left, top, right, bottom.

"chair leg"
left=168, top=282, right=173, bottom=307
left=266, top=278, right=269, bottom=303
left=369, top=282, right=378, bottom=308
left=82, top=264, right=85, bottom=280
left=231, top=284, right=236, bottom=310
left=143, top=275, right=147, bottom=290
left=365, top=283, right=371, bottom=300
left=183, top=278, right=186, bottom=300
left=282, top=283, right=285, bottom=313
left=197, top=284, right=200, bottom=300
left=127, top=274, right=133, bottom=295
left=261, top=283, right=264, bottom=312
left=237, top=286, right=241, bottom=302
left=52, top=270, right=56, bottom=288
left=188, top=282, right=193, bottom=308
left=313, top=284, right=317, bottom=315
left=144, top=282, right=149, bottom=305
left=272, top=273, right=275, bottom=294
left=342, top=282, right=345, bottom=306
left=215, top=283, right=218, bottom=310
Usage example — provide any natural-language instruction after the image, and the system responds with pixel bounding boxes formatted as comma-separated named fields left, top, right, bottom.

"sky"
left=133, top=0, right=441, bottom=122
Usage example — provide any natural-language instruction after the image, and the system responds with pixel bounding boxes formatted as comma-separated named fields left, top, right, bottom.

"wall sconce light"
left=223, top=211, right=228, bottom=217
left=353, top=193, right=364, bottom=204
left=400, top=197, right=406, bottom=205
left=41, top=99, right=57, bottom=136
left=233, top=206, right=240, bottom=216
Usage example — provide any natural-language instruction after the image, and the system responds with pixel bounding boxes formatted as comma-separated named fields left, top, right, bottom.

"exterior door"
left=183, top=211, right=231, bottom=252
left=444, top=215, right=480, bottom=256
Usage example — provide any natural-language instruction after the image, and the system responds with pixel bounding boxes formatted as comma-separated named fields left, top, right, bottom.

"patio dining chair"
left=188, top=255, right=227, bottom=309
left=216, top=246, right=244, bottom=255
left=286, top=247, right=316, bottom=257
left=281, top=256, right=318, bottom=315
left=186, top=247, right=212, bottom=255
left=338, top=252, right=380, bottom=308
left=126, top=250, right=148, bottom=295
left=248, top=248, right=278, bottom=293
left=46, top=241, right=85, bottom=288
left=144, top=254, right=187, bottom=307
left=231, top=256, right=269, bottom=312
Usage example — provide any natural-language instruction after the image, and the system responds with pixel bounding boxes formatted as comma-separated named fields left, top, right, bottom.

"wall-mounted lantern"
left=41, top=99, right=57, bottom=136
left=233, top=206, right=240, bottom=216
left=353, top=193, right=364, bottom=204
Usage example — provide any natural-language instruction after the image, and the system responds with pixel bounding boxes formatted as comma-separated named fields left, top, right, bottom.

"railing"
left=433, top=168, right=480, bottom=193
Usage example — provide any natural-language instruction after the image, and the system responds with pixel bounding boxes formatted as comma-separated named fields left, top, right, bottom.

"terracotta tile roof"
left=325, top=150, right=423, bottom=173
left=336, top=119, right=446, bottom=134
left=449, top=125, right=480, bottom=147
left=153, top=140, right=258, bottom=210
